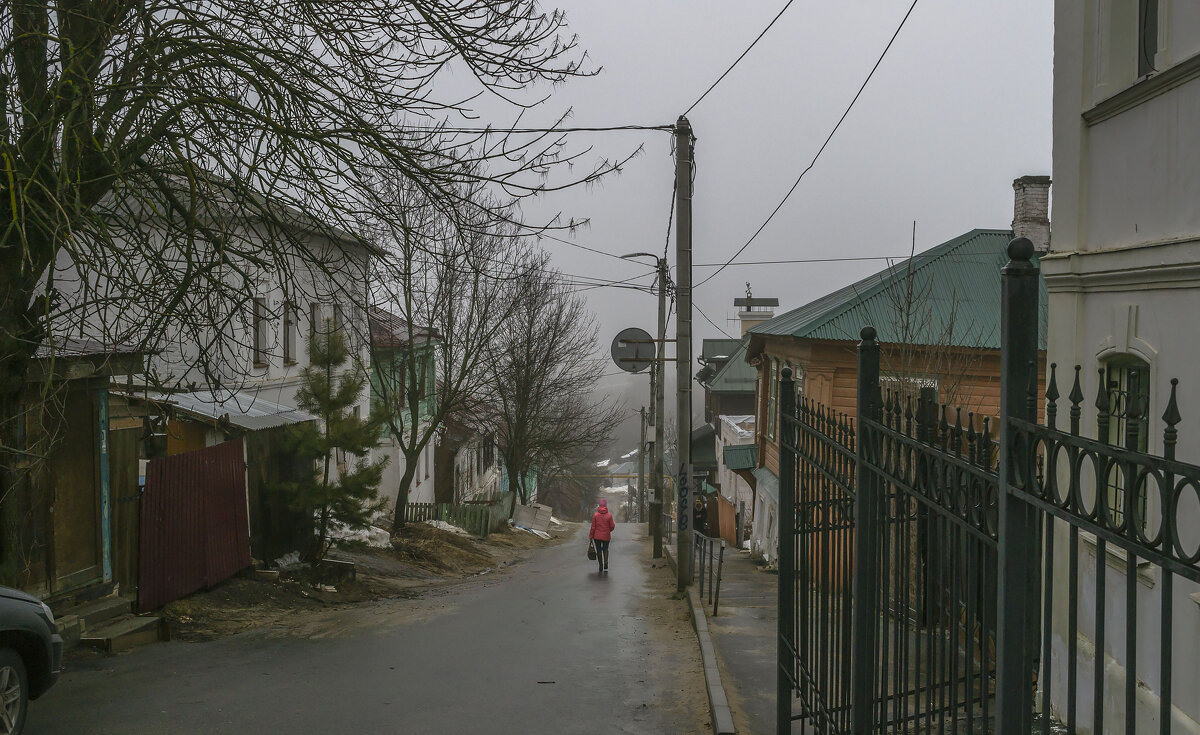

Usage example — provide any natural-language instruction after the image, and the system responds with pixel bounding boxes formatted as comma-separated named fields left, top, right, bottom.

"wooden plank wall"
left=108, top=428, right=141, bottom=593
left=757, top=337, right=1045, bottom=477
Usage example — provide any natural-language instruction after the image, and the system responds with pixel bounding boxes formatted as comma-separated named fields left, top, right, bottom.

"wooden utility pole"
left=652, top=256, right=666, bottom=557
left=675, top=115, right=694, bottom=590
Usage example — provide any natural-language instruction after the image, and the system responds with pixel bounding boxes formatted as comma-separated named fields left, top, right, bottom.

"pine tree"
left=281, top=321, right=386, bottom=562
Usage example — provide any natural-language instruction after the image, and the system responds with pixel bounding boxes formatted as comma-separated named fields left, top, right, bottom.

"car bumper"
left=50, top=632, right=63, bottom=679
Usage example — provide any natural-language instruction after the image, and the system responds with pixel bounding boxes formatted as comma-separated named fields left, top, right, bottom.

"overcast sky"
left=467, top=1, right=1053, bottom=452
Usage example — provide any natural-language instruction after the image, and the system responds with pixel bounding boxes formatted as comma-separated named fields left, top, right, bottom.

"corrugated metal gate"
left=138, top=440, right=251, bottom=611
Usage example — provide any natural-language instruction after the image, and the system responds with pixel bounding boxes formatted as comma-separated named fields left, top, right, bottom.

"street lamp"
left=620, top=252, right=667, bottom=557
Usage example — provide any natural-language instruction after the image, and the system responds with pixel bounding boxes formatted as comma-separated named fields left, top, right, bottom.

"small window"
left=253, top=298, right=268, bottom=367
left=283, top=303, right=296, bottom=364
left=334, top=304, right=346, bottom=339
left=1138, top=0, right=1158, bottom=78
left=309, top=303, right=320, bottom=339
left=766, top=358, right=778, bottom=441
left=1103, top=358, right=1151, bottom=527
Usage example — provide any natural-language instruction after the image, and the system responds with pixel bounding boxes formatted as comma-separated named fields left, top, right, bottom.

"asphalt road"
left=32, top=524, right=709, bottom=734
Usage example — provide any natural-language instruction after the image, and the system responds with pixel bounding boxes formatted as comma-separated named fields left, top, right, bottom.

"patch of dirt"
left=158, top=521, right=571, bottom=642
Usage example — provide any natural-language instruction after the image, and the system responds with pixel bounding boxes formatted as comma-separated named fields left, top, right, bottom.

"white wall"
left=1046, top=3, right=1200, bottom=729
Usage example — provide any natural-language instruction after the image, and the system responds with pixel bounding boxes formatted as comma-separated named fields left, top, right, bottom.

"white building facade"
left=1046, top=2, right=1200, bottom=730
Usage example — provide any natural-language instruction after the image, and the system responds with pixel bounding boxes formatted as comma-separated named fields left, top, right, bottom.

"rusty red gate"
left=138, top=440, right=252, bottom=611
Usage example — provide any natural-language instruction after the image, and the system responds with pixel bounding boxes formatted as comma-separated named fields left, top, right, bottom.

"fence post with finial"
left=995, top=237, right=1042, bottom=734
left=777, top=366, right=797, bottom=735
left=851, top=326, right=881, bottom=734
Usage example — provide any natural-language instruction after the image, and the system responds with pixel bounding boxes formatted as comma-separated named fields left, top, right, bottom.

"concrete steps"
left=58, top=595, right=168, bottom=653
left=79, top=615, right=168, bottom=653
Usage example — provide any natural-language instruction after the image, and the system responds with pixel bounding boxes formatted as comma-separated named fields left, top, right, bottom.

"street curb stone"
left=666, top=545, right=737, bottom=735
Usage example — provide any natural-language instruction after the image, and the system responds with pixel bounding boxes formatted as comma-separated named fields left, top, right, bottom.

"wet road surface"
left=33, top=524, right=708, bottom=734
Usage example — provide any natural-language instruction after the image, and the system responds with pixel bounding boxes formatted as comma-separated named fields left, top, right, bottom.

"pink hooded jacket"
left=589, top=501, right=615, bottom=541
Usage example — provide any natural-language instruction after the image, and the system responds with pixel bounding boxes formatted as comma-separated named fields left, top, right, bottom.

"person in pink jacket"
left=589, top=498, right=616, bottom=573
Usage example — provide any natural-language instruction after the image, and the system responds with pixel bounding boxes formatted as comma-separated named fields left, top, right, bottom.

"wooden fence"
left=404, top=502, right=490, bottom=538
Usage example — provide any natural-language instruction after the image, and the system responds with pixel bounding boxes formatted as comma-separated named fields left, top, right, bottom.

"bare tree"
left=366, top=183, right=534, bottom=530
left=482, top=260, right=622, bottom=514
left=877, top=227, right=991, bottom=412
left=0, top=1, right=631, bottom=547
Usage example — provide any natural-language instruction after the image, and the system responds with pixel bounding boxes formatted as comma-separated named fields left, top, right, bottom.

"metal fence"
left=693, top=531, right=726, bottom=615
left=777, top=240, right=1200, bottom=734
left=139, top=440, right=251, bottom=611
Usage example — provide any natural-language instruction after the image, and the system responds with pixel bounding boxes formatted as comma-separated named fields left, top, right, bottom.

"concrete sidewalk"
left=700, top=548, right=780, bottom=735
left=669, top=541, right=790, bottom=734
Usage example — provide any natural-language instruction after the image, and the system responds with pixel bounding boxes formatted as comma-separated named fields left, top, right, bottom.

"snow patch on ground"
left=514, top=525, right=552, bottom=539
left=422, top=520, right=472, bottom=537
left=606, top=484, right=631, bottom=495
left=330, top=523, right=391, bottom=548
left=549, top=516, right=565, bottom=527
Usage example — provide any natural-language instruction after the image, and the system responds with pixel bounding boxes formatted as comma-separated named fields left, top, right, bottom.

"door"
left=50, top=383, right=102, bottom=592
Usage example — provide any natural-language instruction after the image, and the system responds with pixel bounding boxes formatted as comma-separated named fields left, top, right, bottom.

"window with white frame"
left=283, top=302, right=296, bottom=364
left=1138, top=0, right=1159, bottom=78
left=252, top=297, right=269, bottom=367
left=1102, top=358, right=1150, bottom=527
left=766, top=358, right=778, bottom=441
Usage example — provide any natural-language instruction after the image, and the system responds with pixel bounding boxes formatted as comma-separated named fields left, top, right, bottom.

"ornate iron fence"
left=777, top=238, right=1200, bottom=734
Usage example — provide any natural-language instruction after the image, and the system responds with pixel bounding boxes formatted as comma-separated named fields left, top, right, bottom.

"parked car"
left=0, top=586, right=63, bottom=735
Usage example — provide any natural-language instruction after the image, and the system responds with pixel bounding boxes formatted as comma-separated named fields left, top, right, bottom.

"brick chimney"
left=1012, top=175, right=1051, bottom=253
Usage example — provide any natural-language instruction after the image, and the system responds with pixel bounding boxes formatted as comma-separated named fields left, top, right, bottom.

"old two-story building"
left=744, top=183, right=1050, bottom=564
left=1044, top=2, right=1200, bottom=729
left=33, top=185, right=376, bottom=607
left=368, top=307, right=441, bottom=511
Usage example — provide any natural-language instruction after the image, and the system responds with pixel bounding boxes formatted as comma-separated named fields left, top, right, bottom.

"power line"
left=695, top=0, right=922, bottom=288
left=534, top=232, right=641, bottom=265
left=695, top=254, right=915, bottom=267
left=403, top=124, right=674, bottom=135
left=695, top=303, right=735, bottom=340
left=684, top=0, right=798, bottom=116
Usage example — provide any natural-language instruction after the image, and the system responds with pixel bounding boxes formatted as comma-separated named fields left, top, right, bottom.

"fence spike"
left=1046, top=363, right=1059, bottom=430
left=1163, top=378, right=1181, bottom=461
left=967, top=412, right=978, bottom=464
left=1069, top=365, right=1084, bottom=435
left=952, top=407, right=964, bottom=455
left=939, top=404, right=949, bottom=448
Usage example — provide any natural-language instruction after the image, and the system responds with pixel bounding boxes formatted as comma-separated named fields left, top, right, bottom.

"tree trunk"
left=390, top=454, right=420, bottom=531
left=0, top=266, right=47, bottom=581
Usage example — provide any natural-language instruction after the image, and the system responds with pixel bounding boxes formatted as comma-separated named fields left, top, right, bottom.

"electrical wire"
left=402, top=124, right=675, bottom=135
left=694, top=254, right=915, bottom=267
left=662, top=179, right=676, bottom=260
left=684, top=0, right=799, bottom=116
left=534, top=232, right=643, bottom=265
left=695, top=303, right=735, bottom=340
left=695, top=0, right=922, bottom=288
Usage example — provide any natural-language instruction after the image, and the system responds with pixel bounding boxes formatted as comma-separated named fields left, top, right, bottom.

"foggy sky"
left=464, top=1, right=1053, bottom=453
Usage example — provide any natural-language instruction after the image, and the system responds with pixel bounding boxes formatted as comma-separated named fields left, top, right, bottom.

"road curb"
left=665, top=546, right=736, bottom=735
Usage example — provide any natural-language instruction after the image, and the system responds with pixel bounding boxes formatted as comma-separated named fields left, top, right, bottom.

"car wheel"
left=0, top=649, right=27, bottom=735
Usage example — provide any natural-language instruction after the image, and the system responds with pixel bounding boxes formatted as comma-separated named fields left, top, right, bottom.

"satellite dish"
left=610, top=327, right=655, bottom=374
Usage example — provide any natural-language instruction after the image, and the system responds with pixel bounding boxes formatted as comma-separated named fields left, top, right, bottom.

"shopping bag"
left=587, top=540, right=597, bottom=560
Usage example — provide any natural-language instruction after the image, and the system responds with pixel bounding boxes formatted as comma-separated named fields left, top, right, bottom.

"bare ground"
left=159, top=521, right=571, bottom=642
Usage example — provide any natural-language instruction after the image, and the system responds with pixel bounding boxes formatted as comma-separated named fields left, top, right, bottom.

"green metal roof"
left=707, top=340, right=756, bottom=394
left=701, top=338, right=743, bottom=361
left=723, top=444, right=758, bottom=471
left=691, top=423, right=717, bottom=470
left=747, top=229, right=1048, bottom=350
